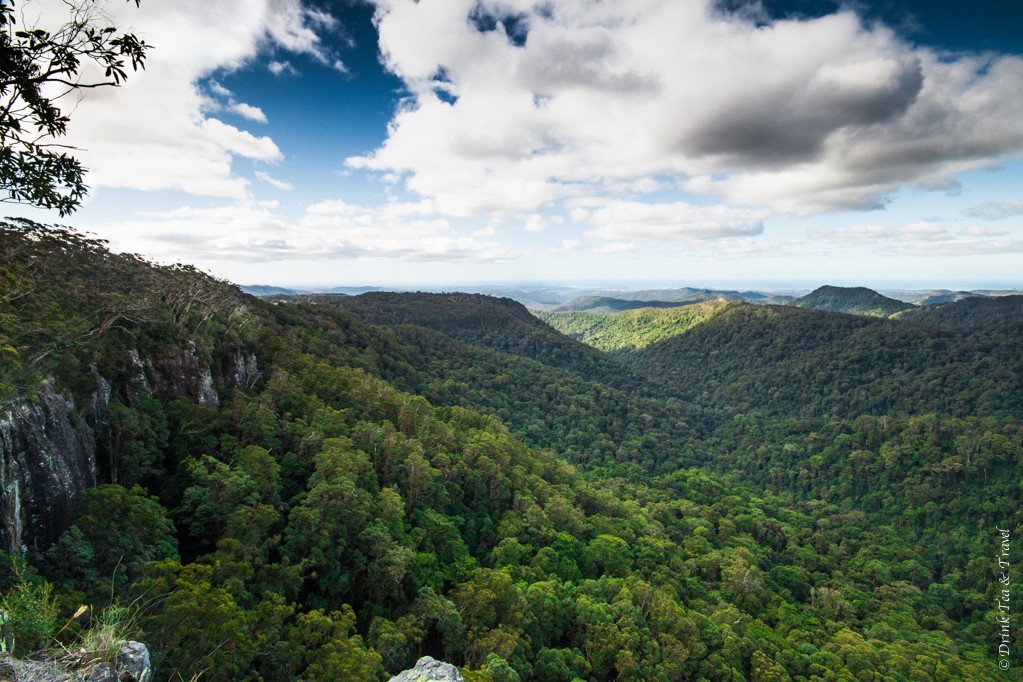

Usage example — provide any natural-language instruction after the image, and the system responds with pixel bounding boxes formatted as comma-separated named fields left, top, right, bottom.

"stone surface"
left=117, top=641, right=151, bottom=682
left=0, top=382, right=97, bottom=553
left=87, top=662, right=119, bottom=682
left=389, top=656, right=465, bottom=682
left=0, top=653, right=71, bottom=682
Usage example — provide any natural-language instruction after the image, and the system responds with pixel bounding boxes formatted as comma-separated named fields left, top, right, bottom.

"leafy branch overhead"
left=0, top=0, right=149, bottom=215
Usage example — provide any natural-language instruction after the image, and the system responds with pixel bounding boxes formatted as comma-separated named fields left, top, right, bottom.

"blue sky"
left=12, top=0, right=1023, bottom=289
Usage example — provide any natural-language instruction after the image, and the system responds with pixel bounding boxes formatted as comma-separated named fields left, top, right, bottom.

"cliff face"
left=0, top=381, right=98, bottom=554
left=0, top=347, right=258, bottom=554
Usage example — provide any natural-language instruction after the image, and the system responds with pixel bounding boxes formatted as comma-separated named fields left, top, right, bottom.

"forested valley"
left=1, top=220, right=1020, bottom=681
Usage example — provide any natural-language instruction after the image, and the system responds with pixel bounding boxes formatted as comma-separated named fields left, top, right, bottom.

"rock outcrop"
left=0, top=343, right=258, bottom=555
left=0, top=641, right=151, bottom=682
left=389, top=656, right=465, bottom=682
left=0, top=382, right=97, bottom=554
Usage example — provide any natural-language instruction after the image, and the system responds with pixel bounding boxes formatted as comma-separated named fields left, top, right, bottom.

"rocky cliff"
left=0, top=382, right=97, bottom=555
left=0, top=346, right=258, bottom=554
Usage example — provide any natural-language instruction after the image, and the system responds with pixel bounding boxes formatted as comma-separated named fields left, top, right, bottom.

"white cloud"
left=96, top=199, right=518, bottom=263
left=810, top=224, right=892, bottom=243
left=268, top=60, right=299, bottom=76
left=523, top=214, right=548, bottom=233
left=42, top=0, right=337, bottom=197
left=960, top=225, right=1010, bottom=237
left=200, top=119, right=281, bottom=161
left=255, top=171, right=295, bottom=191
left=575, top=200, right=766, bottom=241
left=353, top=0, right=1023, bottom=216
left=231, top=102, right=269, bottom=123
left=473, top=225, right=498, bottom=237
left=963, top=201, right=1023, bottom=221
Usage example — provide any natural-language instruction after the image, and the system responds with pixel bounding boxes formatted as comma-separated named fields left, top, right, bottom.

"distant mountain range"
left=243, top=282, right=1021, bottom=315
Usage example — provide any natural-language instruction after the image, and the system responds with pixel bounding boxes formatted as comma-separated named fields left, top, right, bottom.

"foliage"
left=537, top=302, right=723, bottom=353
left=0, top=0, right=149, bottom=214
left=0, top=558, right=58, bottom=654
left=545, top=300, right=1023, bottom=419
left=1, top=224, right=1019, bottom=681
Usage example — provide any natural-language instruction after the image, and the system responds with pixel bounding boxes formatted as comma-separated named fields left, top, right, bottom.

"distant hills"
left=541, top=295, right=1023, bottom=419
left=792, top=285, right=915, bottom=317
left=552, top=296, right=695, bottom=314
left=245, top=282, right=1020, bottom=315
left=896, top=294, right=1023, bottom=327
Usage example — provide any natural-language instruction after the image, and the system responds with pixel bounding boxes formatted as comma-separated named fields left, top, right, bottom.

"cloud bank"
left=100, top=200, right=516, bottom=263
left=350, top=0, right=1023, bottom=217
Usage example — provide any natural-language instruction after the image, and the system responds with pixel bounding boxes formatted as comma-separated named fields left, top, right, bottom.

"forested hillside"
left=895, top=294, right=1023, bottom=328
left=535, top=303, right=726, bottom=354
left=1, top=221, right=1020, bottom=682
left=792, top=286, right=914, bottom=318
left=542, top=301, right=1023, bottom=419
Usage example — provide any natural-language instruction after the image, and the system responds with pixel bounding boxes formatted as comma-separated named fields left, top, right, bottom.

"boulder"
left=389, top=656, right=465, bottom=682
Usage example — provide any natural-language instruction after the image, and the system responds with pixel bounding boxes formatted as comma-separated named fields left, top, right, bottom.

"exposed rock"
left=87, top=662, right=119, bottom=682
left=0, top=653, right=70, bottom=682
left=0, top=642, right=151, bottom=681
left=153, top=342, right=219, bottom=408
left=389, top=656, right=465, bottom=682
left=117, top=641, right=151, bottom=682
left=0, top=382, right=97, bottom=553
left=225, top=349, right=260, bottom=390
left=125, top=351, right=153, bottom=399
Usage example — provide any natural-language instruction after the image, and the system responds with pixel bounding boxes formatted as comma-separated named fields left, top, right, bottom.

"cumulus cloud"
left=522, top=214, right=548, bottom=233
left=45, top=0, right=337, bottom=197
left=231, top=102, right=269, bottom=123
left=575, top=200, right=766, bottom=241
left=97, top=199, right=518, bottom=263
left=352, top=0, right=1023, bottom=216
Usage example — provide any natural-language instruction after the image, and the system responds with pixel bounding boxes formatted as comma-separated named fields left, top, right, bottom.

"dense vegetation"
left=895, top=295, right=1023, bottom=328
left=535, top=303, right=725, bottom=354
left=1, top=221, right=1020, bottom=681
left=542, top=301, right=1023, bottom=420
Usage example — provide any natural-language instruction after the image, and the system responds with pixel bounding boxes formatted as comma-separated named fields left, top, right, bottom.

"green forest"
left=1, top=219, right=1020, bottom=681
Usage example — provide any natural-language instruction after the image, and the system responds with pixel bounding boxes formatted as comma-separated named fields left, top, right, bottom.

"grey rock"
left=153, top=342, right=219, bottom=408
left=87, top=662, right=118, bottom=682
left=117, top=641, right=151, bottom=682
left=0, top=382, right=97, bottom=553
left=389, top=656, right=465, bottom=682
left=0, top=653, right=70, bottom=681
left=226, top=350, right=260, bottom=390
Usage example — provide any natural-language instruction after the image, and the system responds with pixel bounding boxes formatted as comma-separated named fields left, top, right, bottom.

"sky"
left=9, top=0, right=1023, bottom=289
